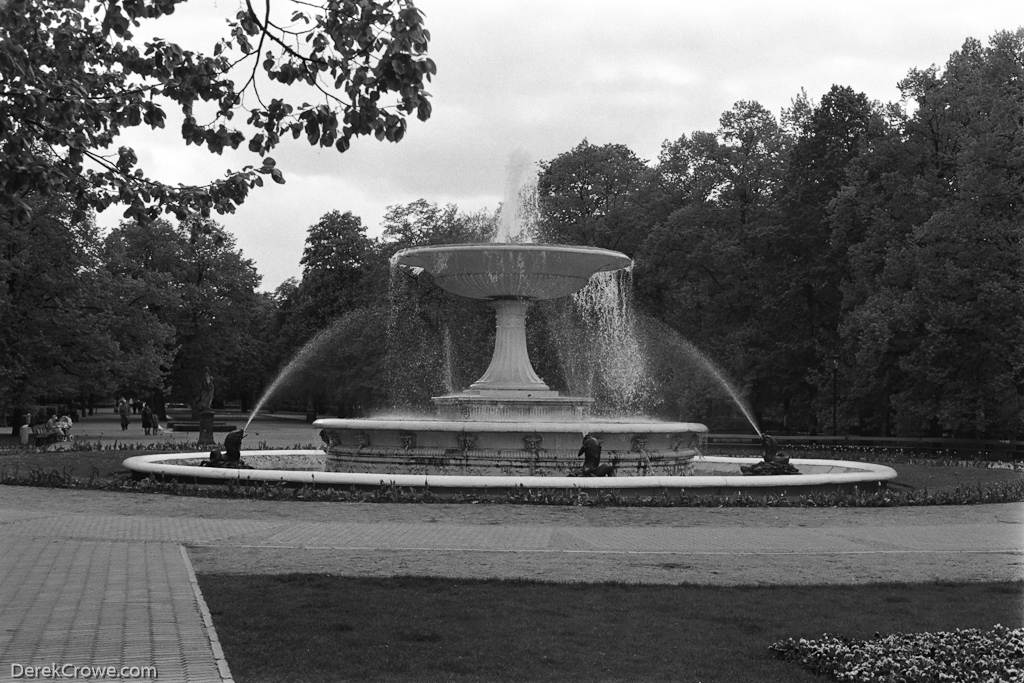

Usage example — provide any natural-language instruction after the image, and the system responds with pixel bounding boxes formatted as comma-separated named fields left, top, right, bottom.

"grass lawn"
left=197, top=575, right=1024, bottom=683
left=0, top=448, right=136, bottom=478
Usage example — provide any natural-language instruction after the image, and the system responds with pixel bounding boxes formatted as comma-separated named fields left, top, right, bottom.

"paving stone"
left=0, top=538, right=227, bottom=683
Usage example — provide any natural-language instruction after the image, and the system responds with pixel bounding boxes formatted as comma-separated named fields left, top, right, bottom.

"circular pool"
left=123, top=451, right=898, bottom=498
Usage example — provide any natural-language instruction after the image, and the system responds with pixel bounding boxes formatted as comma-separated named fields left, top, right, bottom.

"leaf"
left=417, top=99, right=432, bottom=122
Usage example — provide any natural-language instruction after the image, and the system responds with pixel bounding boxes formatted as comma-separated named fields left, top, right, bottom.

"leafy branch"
left=0, top=0, right=435, bottom=223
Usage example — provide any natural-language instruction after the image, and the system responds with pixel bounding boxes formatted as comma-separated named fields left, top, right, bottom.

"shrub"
left=770, top=624, right=1023, bottom=682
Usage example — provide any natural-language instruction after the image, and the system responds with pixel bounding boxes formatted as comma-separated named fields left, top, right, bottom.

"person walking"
left=117, top=399, right=130, bottom=431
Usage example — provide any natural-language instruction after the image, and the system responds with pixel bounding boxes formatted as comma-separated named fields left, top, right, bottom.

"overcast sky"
left=95, top=1, right=1022, bottom=291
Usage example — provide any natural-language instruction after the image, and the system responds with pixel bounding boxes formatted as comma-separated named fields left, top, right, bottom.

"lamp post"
left=830, top=354, right=839, bottom=437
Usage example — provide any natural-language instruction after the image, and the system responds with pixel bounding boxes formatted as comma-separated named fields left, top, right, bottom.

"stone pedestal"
left=198, top=410, right=215, bottom=446
left=469, top=299, right=549, bottom=392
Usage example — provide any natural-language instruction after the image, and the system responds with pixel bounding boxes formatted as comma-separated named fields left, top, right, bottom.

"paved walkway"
left=1, top=485, right=1021, bottom=682
left=10, top=410, right=317, bottom=451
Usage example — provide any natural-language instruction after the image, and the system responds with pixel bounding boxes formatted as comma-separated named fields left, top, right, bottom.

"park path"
left=23, top=410, right=316, bottom=451
left=0, top=485, right=1021, bottom=682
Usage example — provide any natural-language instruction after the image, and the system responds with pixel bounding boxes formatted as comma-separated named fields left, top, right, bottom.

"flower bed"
left=770, top=624, right=1023, bottom=682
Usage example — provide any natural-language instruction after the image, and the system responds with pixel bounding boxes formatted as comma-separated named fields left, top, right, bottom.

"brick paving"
left=0, top=484, right=1021, bottom=682
left=0, top=538, right=225, bottom=683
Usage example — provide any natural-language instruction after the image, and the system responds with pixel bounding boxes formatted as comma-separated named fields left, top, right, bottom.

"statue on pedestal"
left=741, top=433, right=799, bottom=475
left=578, top=433, right=615, bottom=477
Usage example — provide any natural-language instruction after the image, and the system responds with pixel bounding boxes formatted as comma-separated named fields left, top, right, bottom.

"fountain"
left=314, top=242, right=705, bottom=478
left=123, top=241, right=896, bottom=497
left=123, top=164, right=897, bottom=498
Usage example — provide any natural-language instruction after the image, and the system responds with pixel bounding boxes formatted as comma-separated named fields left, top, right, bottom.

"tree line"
left=2, top=29, right=1022, bottom=438
left=534, top=30, right=1024, bottom=439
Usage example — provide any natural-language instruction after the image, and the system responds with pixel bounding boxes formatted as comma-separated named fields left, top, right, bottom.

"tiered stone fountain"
left=317, top=242, right=706, bottom=477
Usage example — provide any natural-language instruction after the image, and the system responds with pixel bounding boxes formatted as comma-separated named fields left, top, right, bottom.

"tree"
left=262, top=304, right=392, bottom=416
left=104, top=215, right=261, bottom=413
left=715, top=101, right=788, bottom=224
left=636, top=102, right=791, bottom=427
left=220, top=289, right=279, bottom=412
left=655, top=101, right=787, bottom=225
left=262, top=210, right=381, bottom=414
left=0, top=0, right=434, bottom=222
left=837, top=30, right=1024, bottom=436
left=765, top=85, right=885, bottom=429
left=537, top=140, right=657, bottom=255
left=1, top=193, right=172, bottom=427
left=297, top=210, right=378, bottom=322
left=379, top=199, right=494, bottom=250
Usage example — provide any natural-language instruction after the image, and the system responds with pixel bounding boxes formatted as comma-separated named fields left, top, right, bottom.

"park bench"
left=30, top=424, right=64, bottom=446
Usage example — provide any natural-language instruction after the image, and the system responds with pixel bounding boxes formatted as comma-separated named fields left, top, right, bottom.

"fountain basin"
left=316, top=418, right=706, bottom=476
left=122, top=451, right=897, bottom=499
left=393, top=243, right=632, bottom=300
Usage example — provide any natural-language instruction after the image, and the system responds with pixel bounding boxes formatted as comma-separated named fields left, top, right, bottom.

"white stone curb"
left=125, top=451, right=898, bottom=491
left=179, top=545, right=235, bottom=683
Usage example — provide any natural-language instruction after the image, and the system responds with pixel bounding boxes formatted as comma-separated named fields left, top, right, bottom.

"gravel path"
left=2, top=485, right=1021, bottom=586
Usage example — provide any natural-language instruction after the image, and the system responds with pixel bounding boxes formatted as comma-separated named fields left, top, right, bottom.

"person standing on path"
left=141, top=403, right=153, bottom=435
left=117, top=398, right=130, bottom=431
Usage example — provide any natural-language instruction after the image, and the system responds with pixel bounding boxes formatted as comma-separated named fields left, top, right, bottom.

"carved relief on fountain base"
left=431, top=392, right=593, bottom=421
left=317, top=419, right=705, bottom=476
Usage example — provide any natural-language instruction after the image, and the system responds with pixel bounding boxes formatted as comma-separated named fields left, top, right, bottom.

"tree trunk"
left=150, top=389, right=168, bottom=421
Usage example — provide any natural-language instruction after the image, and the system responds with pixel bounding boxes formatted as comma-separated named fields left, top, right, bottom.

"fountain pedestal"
left=433, top=297, right=593, bottom=421
left=469, top=299, right=549, bottom=393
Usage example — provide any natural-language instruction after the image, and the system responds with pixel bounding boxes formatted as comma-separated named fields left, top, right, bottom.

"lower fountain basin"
left=122, top=451, right=898, bottom=499
left=315, top=418, right=707, bottom=476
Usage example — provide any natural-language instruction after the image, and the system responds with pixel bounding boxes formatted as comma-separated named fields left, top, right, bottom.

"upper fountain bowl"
left=393, top=243, right=633, bottom=300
